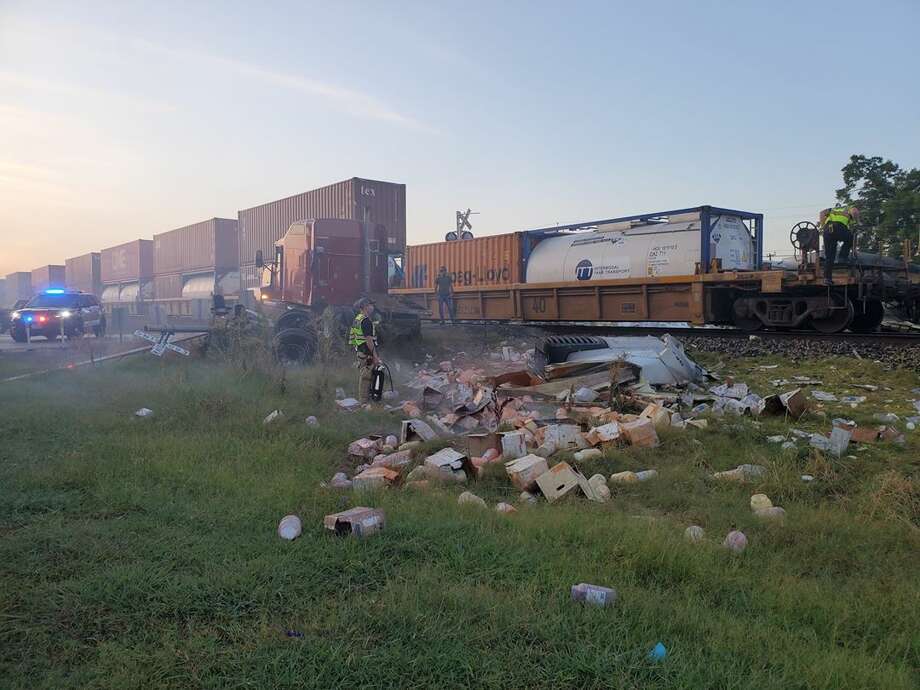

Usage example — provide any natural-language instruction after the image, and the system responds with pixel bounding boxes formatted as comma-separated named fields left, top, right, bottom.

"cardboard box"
left=620, top=418, right=660, bottom=448
left=639, top=403, right=671, bottom=429
left=501, top=431, right=527, bottom=460
left=849, top=426, right=880, bottom=443
left=463, top=434, right=499, bottom=463
left=352, top=466, right=399, bottom=490
left=504, top=454, right=549, bottom=491
left=535, top=461, right=582, bottom=502
left=323, top=507, right=386, bottom=537
left=543, top=424, right=588, bottom=451
left=400, top=419, right=438, bottom=444
left=348, top=436, right=383, bottom=461
left=585, top=422, right=621, bottom=447
left=424, top=448, right=473, bottom=481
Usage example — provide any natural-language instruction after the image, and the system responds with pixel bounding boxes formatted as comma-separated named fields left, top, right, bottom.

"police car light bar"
left=44, top=288, right=65, bottom=294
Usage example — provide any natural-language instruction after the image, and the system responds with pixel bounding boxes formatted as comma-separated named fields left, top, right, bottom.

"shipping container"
left=31, top=265, right=66, bottom=292
left=238, top=177, right=406, bottom=289
left=101, top=239, right=154, bottom=284
left=392, top=206, right=771, bottom=327
left=65, top=252, right=102, bottom=296
left=154, top=218, right=238, bottom=275
left=154, top=273, right=183, bottom=299
left=403, top=233, right=523, bottom=289
left=4, top=272, right=32, bottom=303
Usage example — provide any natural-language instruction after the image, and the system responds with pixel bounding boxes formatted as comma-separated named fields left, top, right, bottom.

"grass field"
left=1, top=336, right=918, bottom=689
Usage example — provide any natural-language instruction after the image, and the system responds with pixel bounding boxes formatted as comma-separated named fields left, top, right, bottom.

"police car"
left=9, top=289, right=106, bottom=342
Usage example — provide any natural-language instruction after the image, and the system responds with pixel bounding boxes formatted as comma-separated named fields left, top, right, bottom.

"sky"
left=1, top=0, right=918, bottom=275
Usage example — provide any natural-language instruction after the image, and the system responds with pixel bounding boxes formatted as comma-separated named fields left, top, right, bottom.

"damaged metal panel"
left=536, top=334, right=706, bottom=386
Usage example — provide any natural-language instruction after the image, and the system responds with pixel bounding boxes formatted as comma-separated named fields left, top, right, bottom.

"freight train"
left=5, top=191, right=919, bottom=344
left=391, top=205, right=920, bottom=334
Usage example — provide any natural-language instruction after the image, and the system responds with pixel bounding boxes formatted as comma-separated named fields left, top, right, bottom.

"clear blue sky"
left=1, top=0, right=918, bottom=273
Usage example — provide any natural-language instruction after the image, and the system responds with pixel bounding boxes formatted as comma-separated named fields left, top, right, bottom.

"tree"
left=835, top=155, right=920, bottom=257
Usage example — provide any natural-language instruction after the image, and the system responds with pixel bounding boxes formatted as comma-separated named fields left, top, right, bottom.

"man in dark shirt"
left=434, top=266, right=455, bottom=323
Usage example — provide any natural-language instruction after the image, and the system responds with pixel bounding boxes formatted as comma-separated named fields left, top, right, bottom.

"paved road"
left=0, top=333, right=133, bottom=353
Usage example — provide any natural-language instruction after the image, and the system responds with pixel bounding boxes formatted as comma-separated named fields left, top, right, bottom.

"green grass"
left=0, top=345, right=918, bottom=689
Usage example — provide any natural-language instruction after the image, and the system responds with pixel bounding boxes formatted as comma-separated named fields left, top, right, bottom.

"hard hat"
left=354, top=296, right=374, bottom=310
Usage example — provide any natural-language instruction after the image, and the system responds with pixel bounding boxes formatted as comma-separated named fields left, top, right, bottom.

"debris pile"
left=310, top=335, right=916, bottom=555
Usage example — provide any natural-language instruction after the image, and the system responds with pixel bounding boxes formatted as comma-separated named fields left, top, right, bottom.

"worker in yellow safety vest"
left=349, top=297, right=380, bottom=403
left=818, top=205, right=860, bottom=284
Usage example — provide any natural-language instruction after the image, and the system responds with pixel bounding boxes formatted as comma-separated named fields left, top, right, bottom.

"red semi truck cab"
left=255, top=218, right=395, bottom=308
left=250, top=219, right=418, bottom=362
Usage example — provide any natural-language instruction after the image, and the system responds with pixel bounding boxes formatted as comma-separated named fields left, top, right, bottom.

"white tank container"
left=524, top=214, right=754, bottom=283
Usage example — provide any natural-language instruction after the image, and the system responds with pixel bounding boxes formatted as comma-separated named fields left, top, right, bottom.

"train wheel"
left=809, top=295, right=854, bottom=334
left=731, top=301, right=762, bottom=332
left=848, top=299, right=884, bottom=333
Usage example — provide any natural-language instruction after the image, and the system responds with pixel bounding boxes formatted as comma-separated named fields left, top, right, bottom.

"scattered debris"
left=505, top=455, right=549, bottom=491
left=574, top=448, right=602, bottom=462
left=750, top=494, right=772, bottom=511
left=723, top=530, right=748, bottom=553
left=621, top=418, right=660, bottom=448
left=684, top=525, right=705, bottom=543
left=401, top=419, right=438, bottom=444
left=263, top=410, right=285, bottom=425
left=425, top=448, right=473, bottom=483
left=305, top=415, right=319, bottom=426
left=277, top=514, right=302, bottom=541
left=134, top=407, right=154, bottom=418
left=336, top=398, right=361, bottom=412
left=610, top=471, right=639, bottom=484
left=352, top=466, right=399, bottom=490
left=801, top=474, right=815, bottom=482
left=754, top=506, right=786, bottom=522
left=495, top=502, right=517, bottom=514
left=323, top=507, right=385, bottom=537
left=571, top=583, right=617, bottom=607
left=519, top=491, right=539, bottom=504
left=648, top=642, right=668, bottom=662
left=712, top=464, right=766, bottom=482
left=457, top=491, right=487, bottom=508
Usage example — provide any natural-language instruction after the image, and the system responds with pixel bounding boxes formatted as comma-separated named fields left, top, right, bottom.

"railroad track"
left=424, top=320, right=920, bottom=344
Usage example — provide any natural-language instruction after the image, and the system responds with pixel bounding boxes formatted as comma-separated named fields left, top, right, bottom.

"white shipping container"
left=525, top=214, right=754, bottom=283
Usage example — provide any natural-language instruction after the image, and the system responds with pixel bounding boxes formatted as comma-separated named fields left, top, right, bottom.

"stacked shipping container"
left=101, top=239, right=154, bottom=302
left=4, top=272, right=32, bottom=304
left=153, top=218, right=238, bottom=298
left=65, top=252, right=102, bottom=296
left=238, top=177, right=406, bottom=290
left=31, top=265, right=66, bottom=292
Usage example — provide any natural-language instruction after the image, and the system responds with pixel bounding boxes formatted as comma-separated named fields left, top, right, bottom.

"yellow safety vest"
left=825, top=207, right=852, bottom=228
left=349, top=313, right=376, bottom=350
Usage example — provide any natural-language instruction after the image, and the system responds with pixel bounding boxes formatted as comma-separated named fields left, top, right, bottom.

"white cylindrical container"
left=525, top=214, right=754, bottom=283
left=277, top=514, right=302, bottom=541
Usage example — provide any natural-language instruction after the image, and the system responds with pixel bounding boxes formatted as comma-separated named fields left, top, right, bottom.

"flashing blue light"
left=44, top=288, right=65, bottom=294
left=25, top=316, right=33, bottom=323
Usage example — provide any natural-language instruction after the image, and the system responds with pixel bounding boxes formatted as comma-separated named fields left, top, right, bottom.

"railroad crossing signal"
left=456, top=208, right=479, bottom=234
left=134, top=329, right=190, bottom=357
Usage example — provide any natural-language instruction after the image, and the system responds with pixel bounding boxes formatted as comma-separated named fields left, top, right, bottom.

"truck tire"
left=273, top=326, right=317, bottom=365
